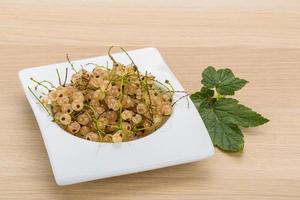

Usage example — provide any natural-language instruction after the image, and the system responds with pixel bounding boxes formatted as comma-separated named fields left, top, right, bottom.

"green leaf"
left=213, top=98, right=269, bottom=128
left=197, top=97, right=269, bottom=151
left=191, top=66, right=269, bottom=152
left=190, top=87, right=214, bottom=109
left=201, top=66, right=248, bottom=95
left=200, top=106, right=244, bottom=151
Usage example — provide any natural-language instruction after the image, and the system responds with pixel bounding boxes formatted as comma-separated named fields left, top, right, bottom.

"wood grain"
left=0, top=1, right=299, bottom=199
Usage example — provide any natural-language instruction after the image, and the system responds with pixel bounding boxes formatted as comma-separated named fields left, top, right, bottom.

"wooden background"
left=0, top=0, right=299, bottom=199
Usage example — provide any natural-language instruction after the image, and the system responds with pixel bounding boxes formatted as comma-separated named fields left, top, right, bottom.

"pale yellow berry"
left=90, top=99, right=100, bottom=108
left=162, top=94, right=171, bottom=101
left=112, top=131, right=123, bottom=143
left=153, top=115, right=162, bottom=124
left=79, top=126, right=90, bottom=136
left=95, top=106, right=106, bottom=115
left=93, top=67, right=109, bottom=79
left=136, top=103, right=147, bottom=114
left=85, top=132, right=99, bottom=141
left=129, top=76, right=139, bottom=84
left=136, top=89, right=142, bottom=99
left=71, top=73, right=82, bottom=84
left=107, top=97, right=120, bottom=111
left=145, top=75, right=155, bottom=85
left=106, top=111, right=118, bottom=122
left=52, top=105, right=61, bottom=114
left=59, top=113, right=71, bottom=125
left=57, top=96, right=69, bottom=106
left=54, top=112, right=62, bottom=121
left=93, top=89, right=105, bottom=101
left=84, top=91, right=93, bottom=103
left=67, top=121, right=81, bottom=134
left=109, top=85, right=120, bottom=97
left=125, top=83, right=138, bottom=95
left=122, top=95, right=134, bottom=108
left=77, top=113, right=90, bottom=125
left=132, top=114, right=142, bottom=124
left=103, top=134, right=113, bottom=142
left=65, top=86, right=77, bottom=96
left=100, top=80, right=110, bottom=91
left=135, top=131, right=143, bottom=136
left=162, top=104, right=172, bottom=115
left=48, top=90, right=58, bottom=102
left=125, top=65, right=135, bottom=74
left=143, top=121, right=152, bottom=128
left=89, top=77, right=102, bottom=88
left=121, top=110, right=133, bottom=120
left=71, top=100, right=84, bottom=111
left=40, top=96, right=51, bottom=106
left=122, top=122, right=132, bottom=131
left=72, top=91, right=84, bottom=102
left=80, top=69, right=90, bottom=80
left=115, top=65, right=125, bottom=76
left=56, top=89, right=66, bottom=99
left=151, top=95, right=161, bottom=105
left=98, top=117, right=108, bottom=129
left=61, top=103, right=73, bottom=114
left=106, top=121, right=118, bottom=132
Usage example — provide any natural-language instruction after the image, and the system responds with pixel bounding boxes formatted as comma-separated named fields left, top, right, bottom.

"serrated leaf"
left=214, top=98, right=269, bottom=127
left=201, top=66, right=248, bottom=95
left=201, top=66, right=218, bottom=88
left=196, top=97, right=269, bottom=151
left=200, top=106, right=244, bottom=151
left=190, top=87, right=214, bottom=109
left=191, top=66, right=269, bottom=152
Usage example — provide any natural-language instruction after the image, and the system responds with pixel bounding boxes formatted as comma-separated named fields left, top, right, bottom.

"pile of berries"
left=37, top=58, right=173, bottom=143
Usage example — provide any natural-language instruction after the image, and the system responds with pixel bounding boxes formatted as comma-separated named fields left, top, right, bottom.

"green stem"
left=30, top=78, right=51, bottom=91
left=165, top=80, right=175, bottom=97
left=144, top=71, right=154, bottom=120
left=28, top=86, right=53, bottom=118
left=216, top=93, right=224, bottom=100
left=119, top=74, right=124, bottom=131
left=154, top=79, right=171, bottom=93
left=63, top=67, right=68, bottom=86
left=172, top=94, right=190, bottom=107
left=84, top=104, right=98, bottom=119
left=119, top=46, right=143, bottom=97
left=86, top=112, right=105, bottom=136
left=66, top=53, right=77, bottom=73
left=39, top=80, right=57, bottom=89
left=56, top=68, right=62, bottom=86
left=108, top=46, right=117, bottom=64
left=120, top=47, right=137, bottom=66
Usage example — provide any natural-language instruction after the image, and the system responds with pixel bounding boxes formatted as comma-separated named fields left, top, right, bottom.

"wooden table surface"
left=1, top=1, right=300, bottom=199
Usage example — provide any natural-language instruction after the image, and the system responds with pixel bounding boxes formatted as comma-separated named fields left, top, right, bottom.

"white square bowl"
left=18, top=47, right=214, bottom=186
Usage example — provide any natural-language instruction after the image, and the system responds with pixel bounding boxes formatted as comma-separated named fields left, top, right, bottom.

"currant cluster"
left=34, top=53, right=173, bottom=143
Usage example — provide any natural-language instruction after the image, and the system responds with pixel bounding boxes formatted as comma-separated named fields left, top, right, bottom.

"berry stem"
left=120, top=47, right=137, bottom=67
left=56, top=68, right=62, bottom=86
left=63, top=67, right=68, bottom=86
left=84, top=104, right=98, bottom=119
left=39, top=80, right=57, bottom=89
left=154, top=79, right=171, bottom=93
left=66, top=53, right=77, bottom=73
left=85, top=112, right=105, bottom=136
left=118, top=74, right=124, bottom=131
left=108, top=46, right=117, bottom=64
left=144, top=71, right=154, bottom=120
left=30, top=78, right=51, bottom=91
left=28, top=86, right=53, bottom=118
left=172, top=94, right=190, bottom=107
